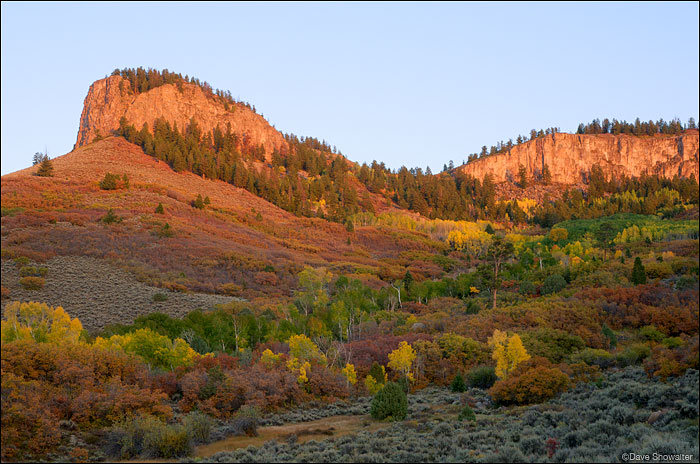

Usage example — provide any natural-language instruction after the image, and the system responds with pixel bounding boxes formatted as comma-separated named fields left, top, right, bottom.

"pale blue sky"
left=1, top=2, right=698, bottom=175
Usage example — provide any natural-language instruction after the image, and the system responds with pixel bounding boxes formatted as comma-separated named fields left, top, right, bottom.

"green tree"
left=518, top=164, right=528, bottom=189
left=541, top=274, right=567, bottom=295
left=450, top=373, right=467, bottom=392
left=481, top=237, right=515, bottom=309
left=370, top=382, right=407, bottom=421
left=35, top=157, right=54, bottom=177
left=541, top=164, right=552, bottom=185
left=631, top=257, right=647, bottom=285
left=99, top=172, right=120, bottom=190
left=192, top=194, right=205, bottom=209
left=594, top=222, right=616, bottom=261
left=155, top=203, right=165, bottom=214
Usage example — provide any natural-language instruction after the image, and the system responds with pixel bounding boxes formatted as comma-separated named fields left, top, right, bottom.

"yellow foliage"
left=260, top=348, right=282, bottom=368
left=447, top=227, right=492, bottom=258
left=287, top=334, right=326, bottom=364
left=1, top=301, right=83, bottom=344
left=93, top=328, right=197, bottom=370
left=286, top=358, right=311, bottom=383
left=364, top=374, right=383, bottom=395
left=285, top=334, right=326, bottom=383
left=549, top=228, right=569, bottom=242
left=388, top=341, right=416, bottom=381
left=342, top=363, right=358, bottom=385
left=489, top=330, right=530, bottom=378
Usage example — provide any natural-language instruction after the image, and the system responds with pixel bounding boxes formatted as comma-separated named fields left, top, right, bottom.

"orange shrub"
left=19, top=276, right=46, bottom=290
left=489, top=358, right=570, bottom=405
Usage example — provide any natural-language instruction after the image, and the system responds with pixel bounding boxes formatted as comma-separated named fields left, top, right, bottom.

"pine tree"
left=541, top=165, right=552, bottom=185
left=192, top=194, right=205, bottom=209
left=35, top=157, right=54, bottom=177
left=631, top=257, right=646, bottom=285
left=450, top=373, right=467, bottom=392
left=518, top=165, right=528, bottom=189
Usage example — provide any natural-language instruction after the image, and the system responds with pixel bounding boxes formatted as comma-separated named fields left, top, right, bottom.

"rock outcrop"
left=75, top=75, right=288, bottom=158
left=458, top=131, right=699, bottom=184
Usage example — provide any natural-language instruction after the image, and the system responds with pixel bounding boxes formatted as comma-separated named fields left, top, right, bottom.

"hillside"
left=1, top=68, right=699, bottom=464
left=1, top=137, right=454, bottom=316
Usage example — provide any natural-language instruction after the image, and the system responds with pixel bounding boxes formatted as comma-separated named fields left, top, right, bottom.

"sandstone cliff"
left=75, top=75, right=288, bottom=159
left=458, top=131, right=699, bottom=184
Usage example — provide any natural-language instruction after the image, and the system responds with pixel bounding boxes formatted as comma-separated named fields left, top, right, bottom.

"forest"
left=115, top=112, right=699, bottom=225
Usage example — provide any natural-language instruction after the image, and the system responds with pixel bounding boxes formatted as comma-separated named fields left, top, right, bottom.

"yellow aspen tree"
left=342, top=363, right=357, bottom=387
left=260, top=348, right=282, bottom=368
left=388, top=341, right=416, bottom=381
left=492, top=342, right=509, bottom=379
left=287, top=334, right=326, bottom=364
left=489, top=330, right=530, bottom=378
left=1, top=302, right=82, bottom=344
left=505, top=334, right=530, bottom=373
left=487, top=329, right=508, bottom=350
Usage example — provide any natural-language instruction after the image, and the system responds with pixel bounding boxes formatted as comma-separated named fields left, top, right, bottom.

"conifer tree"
left=541, top=164, right=552, bottom=185
left=631, top=257, right=647, bottom=285
left=35, top=156, right=54, bottom=177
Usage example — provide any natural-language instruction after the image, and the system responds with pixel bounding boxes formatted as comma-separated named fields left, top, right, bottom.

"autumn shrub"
left=639, top=325, right=665, bottom=342
left=18, top=265, right=48, bottom=277
left=370, top=382, right=408, bottom=421
left=466, top=365, right=497, bottom=389
left=306, top=362, right=350, bottom=399
left=106, top=413, right=192, bottom=459
left=644, top=261, right=673, bottom=279
left=219, top=282, right=243, bottom=296
left=1, top=371, right=62, bottom=461
left=181, top=411, right=214, bottom=444
left=643, top=337, right=699, bottom=380
left=569, top=348, right=614, bottom=368
left=19, top=276, right=45, bottom=290
left=489, top=360, right=570, bottom=405
left=2, top=339, right=172, bottom=460
left=229, top=406, right=261, bottom=437
left=615, top=343, right=652, bottom=367
left=521, top=327, right=586, bottom=363
left=0, top=285, right=9, bottom=299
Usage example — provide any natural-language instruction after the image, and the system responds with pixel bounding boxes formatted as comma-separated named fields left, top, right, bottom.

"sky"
left=1, top=1, right=699, bottom=175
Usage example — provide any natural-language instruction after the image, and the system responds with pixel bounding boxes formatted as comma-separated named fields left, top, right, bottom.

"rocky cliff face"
left=458, top=131, right=699, bottom=184
left=75, top=75, right=288, bottom=158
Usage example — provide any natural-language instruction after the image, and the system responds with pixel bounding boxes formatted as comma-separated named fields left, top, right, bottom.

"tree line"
left=116, top=113, right=698, bottom=226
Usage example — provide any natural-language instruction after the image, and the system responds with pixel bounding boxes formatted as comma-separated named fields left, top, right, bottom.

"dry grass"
left=194, top=414, right=387, bottom=458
